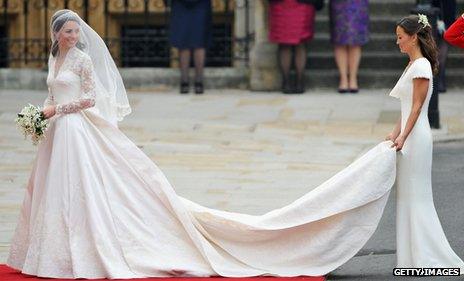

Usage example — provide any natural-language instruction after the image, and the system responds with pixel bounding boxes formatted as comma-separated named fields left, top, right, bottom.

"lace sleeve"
left=43, top=87, right=55, bottom=107
left=56, top=55, right=97, bottom=115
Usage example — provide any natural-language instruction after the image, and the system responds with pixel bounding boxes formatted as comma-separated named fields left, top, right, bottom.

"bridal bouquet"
left=15, top=104, right=49, bottom=145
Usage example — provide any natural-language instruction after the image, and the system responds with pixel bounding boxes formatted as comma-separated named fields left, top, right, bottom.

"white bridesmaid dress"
left=389, top=57, right=464, bottom=270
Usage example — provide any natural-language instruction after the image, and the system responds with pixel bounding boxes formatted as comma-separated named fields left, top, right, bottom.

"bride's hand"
left=391, top=135, right=405, bottom=151
left=42, top=105, right=56, bottom=119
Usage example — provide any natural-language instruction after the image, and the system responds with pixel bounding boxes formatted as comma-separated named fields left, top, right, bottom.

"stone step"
left=301, top=0, right=464, bottom=89
left=306, top=33, right=464, bottom=54
left=307, top=33, right=398, bottom=52
left=315, top=14, right=464, bottom=37
left=307, top=52, right=464, bottom=70
left=303, top=68, right=464, bottom=89
left=2, top=67, right=461, bottom=91
left=315, top=15, right=401, bottom=35
left=313, top=0, right=464, bottom=53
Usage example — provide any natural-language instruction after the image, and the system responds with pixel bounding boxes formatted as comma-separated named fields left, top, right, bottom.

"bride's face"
left=396, top=26, right=417, bottom=54
left=56, top=20, right=80, bottom=49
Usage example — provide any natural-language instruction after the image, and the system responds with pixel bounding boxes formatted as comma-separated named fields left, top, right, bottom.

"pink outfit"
left=268, top=0, right=316, bottom=45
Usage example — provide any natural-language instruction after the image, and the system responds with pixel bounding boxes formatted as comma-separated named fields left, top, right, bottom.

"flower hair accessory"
left=418, top=14, right=431, bottom=28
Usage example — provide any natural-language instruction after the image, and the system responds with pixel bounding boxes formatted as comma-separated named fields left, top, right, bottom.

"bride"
left=6, top=10, right=463, bottom=278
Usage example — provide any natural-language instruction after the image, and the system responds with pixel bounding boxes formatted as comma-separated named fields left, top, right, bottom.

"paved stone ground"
left=0, top=88, right=463, bottom=273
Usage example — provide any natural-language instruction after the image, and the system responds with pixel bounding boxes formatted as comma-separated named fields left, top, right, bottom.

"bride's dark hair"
left=51, top=10, right=85, bottom=57
left=396, top=14, right=439, bottom=75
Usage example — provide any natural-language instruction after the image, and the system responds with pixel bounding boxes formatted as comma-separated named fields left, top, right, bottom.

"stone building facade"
left=1, top=0, right=254, bottom=69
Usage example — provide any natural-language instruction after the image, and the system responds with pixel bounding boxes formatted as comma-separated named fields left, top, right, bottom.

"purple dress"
left=329, top=0, right=369, bottom=46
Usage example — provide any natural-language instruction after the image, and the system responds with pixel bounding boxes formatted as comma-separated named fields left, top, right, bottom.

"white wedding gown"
left=389, top=57, right=464, bottom=270
left=5, top=48, right=461, bottom=279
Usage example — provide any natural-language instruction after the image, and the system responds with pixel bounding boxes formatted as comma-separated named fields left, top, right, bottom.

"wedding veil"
left=50, top=9, right=131, bottom=124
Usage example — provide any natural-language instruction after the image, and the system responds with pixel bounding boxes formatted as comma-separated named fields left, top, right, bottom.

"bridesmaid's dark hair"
left=397, top=15, right=439, bottom=75
left=51, top=10, right=84, bottom=57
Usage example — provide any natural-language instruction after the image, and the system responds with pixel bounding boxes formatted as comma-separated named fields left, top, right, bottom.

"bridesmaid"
left=389, top=14, right=464, bottom=271
left=444, top=12, right=464, bottom=48
left=329, top=0, right=369, bottom=94
left=268, top=0, right=318, bottom=94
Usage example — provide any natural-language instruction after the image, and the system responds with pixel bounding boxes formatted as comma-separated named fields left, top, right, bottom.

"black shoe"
left=180, top=82, right=189, bottom=94
left=338, top=88, right=349, bottom=94
left=349, top=88, right=359, bottom=94
left=281, top=79, right=292, bottom=94
left=294, top=81, right=305, bottom=94
left=194, top=82, right=204, bottom=94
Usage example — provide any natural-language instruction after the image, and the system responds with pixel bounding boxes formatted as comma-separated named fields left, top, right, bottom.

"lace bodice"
left=45, top=47, right=97, bottom=115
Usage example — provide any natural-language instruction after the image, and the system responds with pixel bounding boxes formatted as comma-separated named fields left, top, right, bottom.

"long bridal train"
left=9, top=8, right=464, bottom=279
left=7, top=108, right=398, bottom=278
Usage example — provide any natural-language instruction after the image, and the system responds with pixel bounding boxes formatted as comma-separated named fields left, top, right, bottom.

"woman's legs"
left=294, top=43, right=307, bottom=93
left=278, top=44, right=292, bottom=93
left=347, top=45, right=361, bottom=92
left=179, top=49, right=191, bottom=94
left=334, top=45, right=349, bottom=92
left=193, top=48, right=206, bottom=94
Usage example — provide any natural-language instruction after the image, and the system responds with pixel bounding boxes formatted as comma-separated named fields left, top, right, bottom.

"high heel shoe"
left=281, top=79, right=292, bottom=94
left=294, top=80, right=305, bottom=94
left=180, top=82, right=189, bottom=94
left=194, top=82, right=204, bottom=94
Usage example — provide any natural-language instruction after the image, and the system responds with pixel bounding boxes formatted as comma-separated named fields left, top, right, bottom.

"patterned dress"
left=329, top=0, right=369, bottom=46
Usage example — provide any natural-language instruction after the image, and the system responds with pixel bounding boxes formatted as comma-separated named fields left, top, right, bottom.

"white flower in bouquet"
left=15, top=104, right=50, bottom=145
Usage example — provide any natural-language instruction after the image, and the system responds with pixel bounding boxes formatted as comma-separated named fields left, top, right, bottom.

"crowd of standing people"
left=169, top=0, right=461, bottom=95
left=268, top=0, right=368, bottom=94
